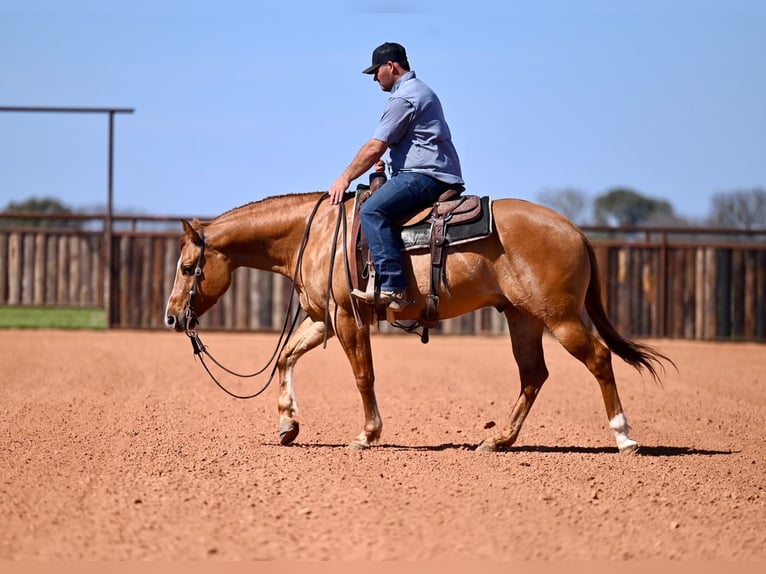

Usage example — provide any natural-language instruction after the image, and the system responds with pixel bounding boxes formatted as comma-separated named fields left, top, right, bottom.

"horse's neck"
left=205, top=193, right=322, bottom=275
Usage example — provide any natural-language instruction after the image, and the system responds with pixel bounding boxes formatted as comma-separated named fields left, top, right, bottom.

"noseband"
left=183, top=229, right=206, bottom=334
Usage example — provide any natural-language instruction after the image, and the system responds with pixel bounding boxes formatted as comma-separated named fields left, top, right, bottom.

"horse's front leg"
left=334, top=314, right=381, bottom=449
left=276, top=316, right=334, bottom=445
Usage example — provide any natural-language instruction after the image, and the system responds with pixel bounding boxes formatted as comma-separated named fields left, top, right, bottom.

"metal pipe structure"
left=0, top=105, right=135, bottom=326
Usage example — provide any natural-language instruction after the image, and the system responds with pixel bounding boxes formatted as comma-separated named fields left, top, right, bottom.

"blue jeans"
left=359, top=172, right=448, bottom=292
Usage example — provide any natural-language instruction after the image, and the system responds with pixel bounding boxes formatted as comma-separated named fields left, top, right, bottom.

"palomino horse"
left=164, top=192, right=672, bottom=453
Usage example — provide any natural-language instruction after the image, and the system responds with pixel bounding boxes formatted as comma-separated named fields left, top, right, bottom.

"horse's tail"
left=582, top=233, right=675, bottom=385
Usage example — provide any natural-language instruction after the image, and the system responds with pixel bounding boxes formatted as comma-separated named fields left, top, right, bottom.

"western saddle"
left=349, top=172, right=483, bottom=342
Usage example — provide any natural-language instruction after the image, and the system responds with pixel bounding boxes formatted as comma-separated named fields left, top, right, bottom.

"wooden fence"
left=1, top=215, right=764, bottom=341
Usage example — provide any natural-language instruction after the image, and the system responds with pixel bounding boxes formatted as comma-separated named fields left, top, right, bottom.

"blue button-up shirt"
left=373, top=71, right=464, bottom=185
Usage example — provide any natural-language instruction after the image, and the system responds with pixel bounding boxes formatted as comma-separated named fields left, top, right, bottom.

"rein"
left=184, top=193, right=354, bottom=399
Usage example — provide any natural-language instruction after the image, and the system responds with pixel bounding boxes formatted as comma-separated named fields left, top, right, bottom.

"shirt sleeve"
left=372, top=97, right=415, bottom=145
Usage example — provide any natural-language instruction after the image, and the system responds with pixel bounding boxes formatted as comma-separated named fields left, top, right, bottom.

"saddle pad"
left=401, top=196, right=493, bottom=252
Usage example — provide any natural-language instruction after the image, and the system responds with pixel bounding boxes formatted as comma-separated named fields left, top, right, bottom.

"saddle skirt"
left=349, top=186, right=494, bottom=285
left=399, top=195, right=493, bottom=251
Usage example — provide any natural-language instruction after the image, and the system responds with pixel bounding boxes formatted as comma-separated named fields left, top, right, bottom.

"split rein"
left=183, top=193, right=353, bottom=400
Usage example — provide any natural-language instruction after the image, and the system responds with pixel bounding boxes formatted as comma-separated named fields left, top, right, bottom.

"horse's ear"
left=181, top=219, right=202, bottom=246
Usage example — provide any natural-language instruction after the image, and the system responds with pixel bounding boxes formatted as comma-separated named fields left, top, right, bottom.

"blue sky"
left=1, top=0, right=764, bottom=222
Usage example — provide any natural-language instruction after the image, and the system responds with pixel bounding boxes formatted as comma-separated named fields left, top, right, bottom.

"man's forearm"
left=341, top=139, right=387, bottom=182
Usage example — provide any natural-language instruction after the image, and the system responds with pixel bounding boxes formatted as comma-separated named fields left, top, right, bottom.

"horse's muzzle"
left=165, top=313, right=197, bottom=332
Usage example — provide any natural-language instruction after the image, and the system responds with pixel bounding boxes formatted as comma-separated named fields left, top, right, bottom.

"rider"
left=328, top=42, right=464, bottom=311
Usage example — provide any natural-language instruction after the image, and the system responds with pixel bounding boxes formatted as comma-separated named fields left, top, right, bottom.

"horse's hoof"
left=279, top=420, right=300, bottom=445
left=349, top=432, right=378, bottom=450
left=476, top=440, right=497, bottom=452
left=619, top=440, right=640, bottom=455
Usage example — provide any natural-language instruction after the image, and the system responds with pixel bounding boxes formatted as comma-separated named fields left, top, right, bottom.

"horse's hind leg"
left=550, top=319, right=639, bottom=454
left=478, top=308, right=548, bottom=452
left=277, top=316, right=334, bottom=445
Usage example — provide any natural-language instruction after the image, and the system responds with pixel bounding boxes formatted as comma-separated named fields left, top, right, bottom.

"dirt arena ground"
left=1, top=328, right=764, bottom=560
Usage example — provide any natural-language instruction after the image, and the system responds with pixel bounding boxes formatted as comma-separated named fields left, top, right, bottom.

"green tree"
left=593, top=187, right=675, bottom=226
left=1, top=196, right=80, bottom=229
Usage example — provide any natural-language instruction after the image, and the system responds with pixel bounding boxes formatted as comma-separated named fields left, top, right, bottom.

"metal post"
left=0, top=105, right=134, bottom=328
left=106, top=111, right=115, bottom=327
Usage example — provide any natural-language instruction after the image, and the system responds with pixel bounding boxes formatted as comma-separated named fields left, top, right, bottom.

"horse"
left=164, top=191, right=672, bottom=453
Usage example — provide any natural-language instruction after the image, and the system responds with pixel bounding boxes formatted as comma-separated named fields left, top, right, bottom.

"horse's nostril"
left=166, top=315, right=176, bottom=327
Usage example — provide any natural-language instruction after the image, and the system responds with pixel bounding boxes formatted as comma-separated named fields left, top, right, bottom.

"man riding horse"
left=165, top=43, right=673, bottom=453
left=328, top=42, right=464, bottom=312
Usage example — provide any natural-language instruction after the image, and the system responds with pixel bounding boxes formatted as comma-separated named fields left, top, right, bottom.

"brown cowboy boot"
left=350, top=288, right=412, bottom=311
left=377, top=290, right=412, bottom=311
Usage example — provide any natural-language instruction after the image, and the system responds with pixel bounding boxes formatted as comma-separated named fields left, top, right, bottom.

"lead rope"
left=186, top=193, right=337, bottom=399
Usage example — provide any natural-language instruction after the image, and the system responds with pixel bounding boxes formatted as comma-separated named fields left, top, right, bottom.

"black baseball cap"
left=362, top=42, right=408, bottom=74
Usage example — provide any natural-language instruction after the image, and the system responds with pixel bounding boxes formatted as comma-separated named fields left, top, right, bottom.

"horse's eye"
left=182, top=265, right=195, bottom=276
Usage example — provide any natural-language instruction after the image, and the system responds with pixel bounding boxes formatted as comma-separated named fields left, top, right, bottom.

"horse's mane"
left=215, top=191, right=326, bottom=219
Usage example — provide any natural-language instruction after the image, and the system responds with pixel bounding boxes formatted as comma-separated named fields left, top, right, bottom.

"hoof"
left=348, top=431, right=379, bottom=450
left=476, top=440, right=497, bottom=452
left=619, top=439, right=640, bottom=455
left=279, top=420, right=300, bottom=445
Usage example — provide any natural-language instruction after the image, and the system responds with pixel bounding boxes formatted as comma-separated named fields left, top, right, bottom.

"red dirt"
left=1, top=329, right=764, bottom=560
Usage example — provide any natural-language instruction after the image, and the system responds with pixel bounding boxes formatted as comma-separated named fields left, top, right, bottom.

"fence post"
left=657, top=229, right=667, bottom=338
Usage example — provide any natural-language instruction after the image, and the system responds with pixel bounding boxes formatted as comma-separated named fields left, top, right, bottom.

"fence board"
left=22, top=234, right=34, bottom=305
left=34, top=234, right=45, bottom=305
left=249, top=270, right=262, bottom=329
left=667, top=248, right=679, bottom=338
left=56, top=235, right=68, bottom=305
left=8, top=233, right=21, bottom=305
left=682, top=248, right=696, bottom=339
left=0, top=234, right=7, bottom=302
left=616, top=248, right=630, bottom=334
left=118, top=236, right=130, bottom=325
left=45, top=235, right=57, bottom=305
left=744, top=251, right=756, bottom=339
left=704, top=249, right=717, bottom=339
left=732, top=250, right=745, bottom=338
left=78, top=236, right=88, bottom=305
left=234, top=268, right=248, bottom=330
left=67, top=235, right=79, bottom=305
left=716, top=250, right=732, bottom=338
left=95, top=235, right=104, bottom=307
left=87, top=235, right=99, bottom=305
left=151, top=237, right=166, bottom=328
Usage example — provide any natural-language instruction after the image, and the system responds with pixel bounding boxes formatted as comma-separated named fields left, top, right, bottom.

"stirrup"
left=351, top=263, right=376, bottom=303
left=351, top=288, right=375, bottom=303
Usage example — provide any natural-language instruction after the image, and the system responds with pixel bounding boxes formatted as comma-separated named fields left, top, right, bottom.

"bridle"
left=180, top=224, right=304, bottom=399
left=178, top=193, right=356, bottom=400
left=182, top=229, right=206, bottom=334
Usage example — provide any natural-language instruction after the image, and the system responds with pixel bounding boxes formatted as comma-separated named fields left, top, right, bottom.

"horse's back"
left=490, top=198, right=588, bottom=258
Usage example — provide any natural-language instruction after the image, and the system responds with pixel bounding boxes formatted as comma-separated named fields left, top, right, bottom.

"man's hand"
left=329, top=176, right=350, bottom=205
left=328, top=139, right=388, bottom=205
